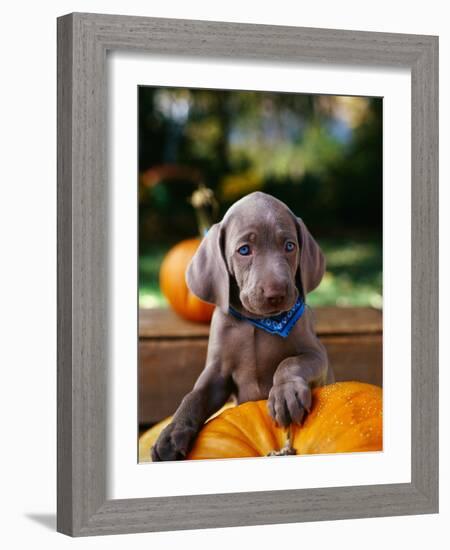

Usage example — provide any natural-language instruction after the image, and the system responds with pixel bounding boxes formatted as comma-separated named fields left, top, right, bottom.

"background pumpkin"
left=159, top=237, right=215, bottom=323
left=158, top=185, right=218, bottom=323
left=187, top=381, right=382, bottom=459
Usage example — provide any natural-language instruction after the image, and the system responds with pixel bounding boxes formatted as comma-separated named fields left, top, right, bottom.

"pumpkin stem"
left=267, top=426, right=296, bottom=457
left=189, top=184, right=219, bottom=237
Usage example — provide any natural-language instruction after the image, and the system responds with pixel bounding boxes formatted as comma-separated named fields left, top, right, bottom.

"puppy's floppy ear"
left=295, top=217, right=326, bottom=296
left=185, top=223, right=229, bottom=312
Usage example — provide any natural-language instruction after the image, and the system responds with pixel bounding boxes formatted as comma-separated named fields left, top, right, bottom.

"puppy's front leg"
left=268, top=347, right=328, bottom=427
left=152, top=365, right=232, bottom=461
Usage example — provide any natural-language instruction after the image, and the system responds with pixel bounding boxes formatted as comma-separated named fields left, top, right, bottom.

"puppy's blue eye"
left=285, top=241, right=296, bottom=252
left=238, top=245, right=251, bottom=256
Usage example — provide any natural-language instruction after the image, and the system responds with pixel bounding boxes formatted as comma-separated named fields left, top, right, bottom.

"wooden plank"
left=139, top=306, right=382, bottom=339
left=323, top=334, right=382, bottom=387
left=139, top=339, right=207, bottom=422
left=140, top=308, right=210, bottom=338
left=314, top=307, right=382, bottom=335
left=139, top=307, right=383, bottom=423
left=139, top=334, right=382, bottom=424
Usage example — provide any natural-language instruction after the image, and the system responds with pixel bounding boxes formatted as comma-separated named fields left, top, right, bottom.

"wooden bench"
left=139, top=307, right=382, bottom=425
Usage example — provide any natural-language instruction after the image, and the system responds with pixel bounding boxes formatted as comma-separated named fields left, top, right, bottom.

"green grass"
left=308, top=239, right=382, bottom=308
left=139, top=246, right=169, bottom=308
left=139, top=238, right=382, bottom=309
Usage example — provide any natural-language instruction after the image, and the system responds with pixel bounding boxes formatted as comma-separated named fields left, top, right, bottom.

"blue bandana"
left=229, top=298, right=305, bottom=338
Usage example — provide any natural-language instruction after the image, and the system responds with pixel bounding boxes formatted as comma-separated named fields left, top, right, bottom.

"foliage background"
left=139, top=86, right=382, bottom=309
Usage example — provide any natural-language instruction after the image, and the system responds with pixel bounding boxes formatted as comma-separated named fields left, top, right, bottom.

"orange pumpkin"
left=187, top=382, right=382, bottom=459
left=159, top=237, right=215, bottom=323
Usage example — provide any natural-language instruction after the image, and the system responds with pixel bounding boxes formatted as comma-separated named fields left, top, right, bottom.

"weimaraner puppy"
left=152, top=191, right=334, bottom=461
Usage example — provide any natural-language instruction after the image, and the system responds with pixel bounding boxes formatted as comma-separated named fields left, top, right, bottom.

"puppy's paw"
left=267, top=378, right=312, bottom=428
left=151, top=422, right=198, bottom=462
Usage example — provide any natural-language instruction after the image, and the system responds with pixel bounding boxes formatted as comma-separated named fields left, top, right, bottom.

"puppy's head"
left=186, top=192, right=325, bottom=317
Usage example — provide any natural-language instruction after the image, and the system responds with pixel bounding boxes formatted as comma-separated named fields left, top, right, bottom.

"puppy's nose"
left=263, top=284, right=287, bottom=308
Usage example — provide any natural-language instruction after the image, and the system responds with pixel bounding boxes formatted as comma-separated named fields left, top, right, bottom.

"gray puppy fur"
left=152, top=192, right=333, bottom=461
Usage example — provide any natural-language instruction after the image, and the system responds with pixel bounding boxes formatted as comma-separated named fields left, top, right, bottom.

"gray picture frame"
left=57, top=12, right=438, bottom=536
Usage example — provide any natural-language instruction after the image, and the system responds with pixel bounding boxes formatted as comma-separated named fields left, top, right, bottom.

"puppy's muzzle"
left=261, top=282, right=287, bottom=309
left=242, top=279, right=297, bottom=315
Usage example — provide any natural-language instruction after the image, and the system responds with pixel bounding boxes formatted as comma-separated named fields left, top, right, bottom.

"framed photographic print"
left=57, top=13, right=438, bottom=536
